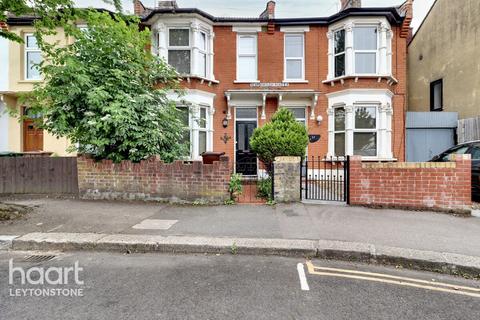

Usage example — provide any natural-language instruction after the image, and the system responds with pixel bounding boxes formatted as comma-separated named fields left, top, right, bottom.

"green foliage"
left=0, top=0, right=123, bottom=43
left=21, top=11, right=188, bottom=163
left=228, top=173, right=243, bottom=202
left=257, top=177, right=272, bottom=200
left=250, top=108, right=309, bottom=173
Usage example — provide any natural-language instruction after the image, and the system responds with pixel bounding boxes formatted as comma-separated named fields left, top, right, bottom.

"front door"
left=23, top=107, right=43, bottom=152
left=236, top=121, right=257, bottom=175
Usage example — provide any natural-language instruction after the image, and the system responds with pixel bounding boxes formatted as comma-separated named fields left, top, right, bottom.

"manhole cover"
left=23, top=255, right=56, bottom=263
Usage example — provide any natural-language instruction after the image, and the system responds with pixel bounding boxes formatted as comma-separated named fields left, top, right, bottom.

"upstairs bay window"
left=237, top=34, right=258, bottom=82
left=327, top=18, right=392, bottom=80
left=154, top=19, right=214, bottom=80
left=25, top=34, right=42, bottom=80
left=168, top=28, right=191, bottom=74
left=284, top=34, right=305, bottom=81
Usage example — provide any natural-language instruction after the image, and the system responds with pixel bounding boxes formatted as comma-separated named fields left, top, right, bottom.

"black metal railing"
left=301, top=156, right=349, bottom=202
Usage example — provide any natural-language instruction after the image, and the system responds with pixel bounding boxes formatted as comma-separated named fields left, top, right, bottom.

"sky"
left=74, top=0, right=436, bottom=33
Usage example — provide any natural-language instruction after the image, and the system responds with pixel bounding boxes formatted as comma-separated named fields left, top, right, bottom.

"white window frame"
left=196, top=106, right=209, bottom=157
left=236, top=34, right=258, bottom=82
left=284, top=107, right=307, bottom=126
left=24, top=33, right=42, bottom=81
left=284, top=34, right=305, bottom=82
left=333, top=106, right=346, bottom=157
left=353, top=25, right=379, bottom=75
left=333, top=29, right=346, bottom=78
left=326, top=18, right=392, bottom=81
left=198, top=31, right=208, bottom=78
left=353, top=104, right=379, bottom=157
left=176, top=105, right=193, bottom=158
left=167, top=27, right=192, bottom=75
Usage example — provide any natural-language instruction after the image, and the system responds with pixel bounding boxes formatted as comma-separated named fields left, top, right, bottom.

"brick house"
left=137, top=0, right=412, bottom=176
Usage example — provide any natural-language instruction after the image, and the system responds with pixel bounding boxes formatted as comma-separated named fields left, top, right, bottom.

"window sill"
left=234, top=80, right=260, bottom=84
left=283, top=80, right=309, bottom=84
left=323, top=74, right=398, bottom=85
left=18, top=80, right=42, bottom=84
left=182, top=75, right=219, bottom=85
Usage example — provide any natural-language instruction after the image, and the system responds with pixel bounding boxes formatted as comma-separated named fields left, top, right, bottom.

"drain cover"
left=23, top=255, right=56, bottom=263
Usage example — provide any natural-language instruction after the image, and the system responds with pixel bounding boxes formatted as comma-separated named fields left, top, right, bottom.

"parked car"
left=430, top=141, right=480, bottom=202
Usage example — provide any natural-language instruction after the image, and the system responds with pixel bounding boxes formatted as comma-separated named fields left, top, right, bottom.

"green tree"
left=250, top=108, right=309, bottom=173
left=22, top=11, right=188, bottom=163
left=0, top=0, right=122, bottom=42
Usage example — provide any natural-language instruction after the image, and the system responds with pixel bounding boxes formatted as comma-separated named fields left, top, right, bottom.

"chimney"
left=157, top=0, right=178, bottom=9
left=260, top=1, right=276, bottom=19
left=133, top=0, right=146, bottom=16
left=340, top=0, right=362, bottom=11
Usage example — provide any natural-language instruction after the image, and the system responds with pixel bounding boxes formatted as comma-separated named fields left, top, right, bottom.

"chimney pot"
left=340, top=0, right=361, bottom=11
left=260, top=1, right=276, bottom=19
left=157, top=0, right=178, bottom=9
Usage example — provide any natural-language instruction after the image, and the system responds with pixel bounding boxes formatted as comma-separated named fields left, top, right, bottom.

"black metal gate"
left=301, top=156, right=349, bottom=203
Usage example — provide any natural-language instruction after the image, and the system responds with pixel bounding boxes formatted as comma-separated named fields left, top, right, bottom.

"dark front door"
left=236, top=121, right=257, bottom=175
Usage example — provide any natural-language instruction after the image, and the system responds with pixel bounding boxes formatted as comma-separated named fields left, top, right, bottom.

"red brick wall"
left=77, top=156, right=230, bottom=203
left=349, top=155, right=472, bottom=212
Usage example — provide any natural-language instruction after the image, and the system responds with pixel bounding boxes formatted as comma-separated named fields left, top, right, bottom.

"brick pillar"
left=454, top=154, right=472, bottom=207
left=273, top=156, right=301, bottom=203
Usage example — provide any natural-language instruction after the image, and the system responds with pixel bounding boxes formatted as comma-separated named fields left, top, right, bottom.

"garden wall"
left=77, top=156, right=230, bottom=204
left=349, top=154, right=472, bottom=212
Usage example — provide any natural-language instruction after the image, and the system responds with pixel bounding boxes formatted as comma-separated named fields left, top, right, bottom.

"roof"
left=5, top=8, right=115, bottom=25
left=141, top=6, right=406, bottom=26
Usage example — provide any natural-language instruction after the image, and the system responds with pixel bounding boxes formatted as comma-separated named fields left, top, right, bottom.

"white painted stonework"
left=326, top=89, right=394, bottom=160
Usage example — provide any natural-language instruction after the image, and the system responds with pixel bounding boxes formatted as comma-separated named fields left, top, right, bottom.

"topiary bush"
left=250, top=108, right=309, bottom=174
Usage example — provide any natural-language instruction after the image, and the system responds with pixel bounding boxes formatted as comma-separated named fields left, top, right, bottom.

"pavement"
left=1, top=197, right=480, bottom=277
left=1, top=251, right=479, bottom=319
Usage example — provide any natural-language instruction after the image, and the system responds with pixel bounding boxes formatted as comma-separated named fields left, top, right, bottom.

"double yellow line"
left=305, top=261, right=480, bottom=298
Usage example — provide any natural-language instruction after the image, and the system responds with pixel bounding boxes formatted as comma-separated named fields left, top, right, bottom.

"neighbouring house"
left=136, top=0, right=412, bottom=175
left=0, top=17, right=74, bottom=155
left=408, top=0, right=480, bottom=120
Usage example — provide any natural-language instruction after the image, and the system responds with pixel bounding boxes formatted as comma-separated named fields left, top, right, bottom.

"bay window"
left=327, top=18, right=392, bottom=80
left=327, top=89, right=393, bottom=159
left=168, top=28, right=191, bottom=74
left=334, top=30, right=346, bottom=78
left=353, top=27, right=378, bottom=74
left=25, top=34, right=42, bottom=80
left=237, top=34, right=257, bottom=82
left=176, top=104, right=213, bottom=160
left=284, top=34, right=304, bottom=81
left=353, top=106, right=377, bottom=156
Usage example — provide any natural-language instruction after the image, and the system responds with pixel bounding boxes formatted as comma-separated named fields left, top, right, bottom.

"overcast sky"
left=75, top=0, right=435, bottom=32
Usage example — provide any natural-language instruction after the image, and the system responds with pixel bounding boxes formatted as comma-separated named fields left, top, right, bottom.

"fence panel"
left=458, top=117, right=480, bottom=144
left=0, top=157, right=78, bottom=194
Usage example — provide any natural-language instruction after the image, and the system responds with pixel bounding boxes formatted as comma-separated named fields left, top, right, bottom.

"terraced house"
left=0, top=0, right=413, bottom=177
left=138, top=0, right=412, bottom=175
left=0, top=19, right=73, bottom=155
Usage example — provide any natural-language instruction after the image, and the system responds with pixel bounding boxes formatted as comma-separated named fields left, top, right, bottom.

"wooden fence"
left=458, top=117, right=480, bottom=144
left=0, top=157, right=78, bottom=194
